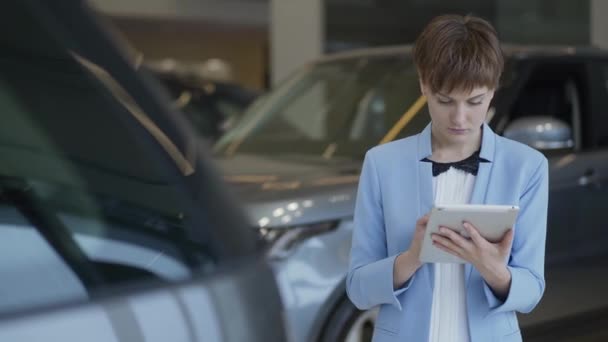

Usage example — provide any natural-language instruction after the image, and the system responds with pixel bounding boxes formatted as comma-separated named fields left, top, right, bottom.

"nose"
left=450, top=104, right=467, bottom=125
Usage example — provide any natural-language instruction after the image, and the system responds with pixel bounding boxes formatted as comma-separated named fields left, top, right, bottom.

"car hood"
left=216, top=154, right=361, bottom=228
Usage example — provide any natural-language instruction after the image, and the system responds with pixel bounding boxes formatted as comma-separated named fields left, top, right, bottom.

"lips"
left=448, top=128, right=469, bottom=134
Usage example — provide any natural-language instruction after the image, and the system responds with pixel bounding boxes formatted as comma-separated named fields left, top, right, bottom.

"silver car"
left=216, top=45, right=608, bottom=341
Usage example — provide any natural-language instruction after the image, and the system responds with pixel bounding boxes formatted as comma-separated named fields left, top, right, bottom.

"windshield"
left=214, top=54, right=431, bottom=159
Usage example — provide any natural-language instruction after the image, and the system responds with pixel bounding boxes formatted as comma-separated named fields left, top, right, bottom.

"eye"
left=468, top=101, right=483, bottom=106
left=437, top=98, right=451, bottom=104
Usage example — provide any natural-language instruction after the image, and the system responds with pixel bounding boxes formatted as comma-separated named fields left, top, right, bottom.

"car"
left=0, top=0, right=287, bottom=341
left=214, top=44, right=608, bottom=341
left=146, top=61, right=260, bottom=143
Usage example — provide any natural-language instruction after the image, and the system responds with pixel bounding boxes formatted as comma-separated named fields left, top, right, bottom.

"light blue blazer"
left=346, top=123, right=549, bottom=342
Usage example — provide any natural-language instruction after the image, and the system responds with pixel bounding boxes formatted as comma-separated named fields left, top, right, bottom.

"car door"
left=493, top=57, right=596, bottom=263
left=579, top=58, right=608, bottom=257
left=0, top=1, right=286, bottom=341
left=491, top=56, right=608, bottom=335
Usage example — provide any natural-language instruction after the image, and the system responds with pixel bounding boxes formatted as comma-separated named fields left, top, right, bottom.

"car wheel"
left=321, top=298, right=379, bottom=342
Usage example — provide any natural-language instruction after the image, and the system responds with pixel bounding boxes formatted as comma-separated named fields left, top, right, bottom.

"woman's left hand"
left=431, top=222, right=514, bottom=298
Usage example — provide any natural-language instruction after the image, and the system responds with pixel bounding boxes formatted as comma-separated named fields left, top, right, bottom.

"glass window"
left=590, top=63, right=608, bottom=147
left=214, top=56, right=430, bottom=159
left=601, top=64, right=608, bottom=98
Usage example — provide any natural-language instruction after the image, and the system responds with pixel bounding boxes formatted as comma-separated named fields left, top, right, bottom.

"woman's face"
left=421, top=82, right=494, bottom=146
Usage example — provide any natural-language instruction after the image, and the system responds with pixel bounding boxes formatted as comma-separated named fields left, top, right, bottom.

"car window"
left=601, top=64, right=608, bottom=95
left=155, top=77, right=224, bottom=139
left=215, top=56, right=430, bottom=159
left=498, top=61, right=588, bottom=151
left=216, top=99, right=246, bottom=132
left=591, top=62, right=608, bottom=147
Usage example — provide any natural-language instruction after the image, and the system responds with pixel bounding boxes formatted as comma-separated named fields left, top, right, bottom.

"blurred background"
left=87, top=2, right=608, bottom=341
left=91, top=0, right=599, bottom=90
left=4, top=1, right=608, bottom=341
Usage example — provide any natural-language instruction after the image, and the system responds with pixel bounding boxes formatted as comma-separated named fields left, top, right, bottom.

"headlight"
left=258, top=221, right=338, bottom=259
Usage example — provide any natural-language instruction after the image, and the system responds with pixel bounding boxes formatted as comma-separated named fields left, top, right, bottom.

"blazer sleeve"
left=346, top=151, right=414, bottom=311
left=484, top=156, right=549, bottom=314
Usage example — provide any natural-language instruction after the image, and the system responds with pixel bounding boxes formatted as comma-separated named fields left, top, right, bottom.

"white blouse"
left=428, top=167, right=476, bottom=342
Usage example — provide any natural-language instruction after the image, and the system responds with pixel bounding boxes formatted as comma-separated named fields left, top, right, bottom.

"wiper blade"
left=0, top=177, right=105, bottom=290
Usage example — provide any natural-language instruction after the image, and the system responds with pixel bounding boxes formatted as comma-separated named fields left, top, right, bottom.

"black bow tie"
left=421, top=151, right=489, bottom=177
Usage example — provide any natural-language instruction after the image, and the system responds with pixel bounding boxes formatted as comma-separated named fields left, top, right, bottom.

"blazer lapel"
left=466, top=123, right=496, bottom=286
left=417, top=124, right=434, bottom=287
left=417, top=123, right=434, bottom=214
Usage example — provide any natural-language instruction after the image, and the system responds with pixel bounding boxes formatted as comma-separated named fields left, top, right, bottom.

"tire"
left=320, top=298, right=379, bottom=342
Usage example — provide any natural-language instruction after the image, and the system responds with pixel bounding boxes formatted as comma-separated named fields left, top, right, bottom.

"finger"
left=438, top=226, right=472, bottom=249
left=463, top=222, right=486, bottom=246
left=499, top=229, right=514, bottom=249
left=433, top=238, right=463, bottom=257
left=432, top=233, right=464, bottom=256
left=416, top=215, right=431, bottom=231
left=418, top=214, right=430, bottom=225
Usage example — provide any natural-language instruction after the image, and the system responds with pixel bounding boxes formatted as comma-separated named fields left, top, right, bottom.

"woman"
left=346, top=14, right=548, bottom=342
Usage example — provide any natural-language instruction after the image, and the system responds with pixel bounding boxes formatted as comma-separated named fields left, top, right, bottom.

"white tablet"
left=419, top=204, right=519, bottom=264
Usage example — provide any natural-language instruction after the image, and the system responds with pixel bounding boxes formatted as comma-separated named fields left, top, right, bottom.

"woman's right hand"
left=408, top=213, right=430, bottom=263
left=393, top=213, right=430, bottom=289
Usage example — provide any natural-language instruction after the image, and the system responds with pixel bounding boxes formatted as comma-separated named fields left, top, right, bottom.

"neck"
left=430, top=125, right=482, bottom=162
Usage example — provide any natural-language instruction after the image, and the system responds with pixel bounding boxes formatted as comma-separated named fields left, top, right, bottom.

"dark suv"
left=215, top=44, right=608, bottom=341
left=0, top=1, right=286, bottom=341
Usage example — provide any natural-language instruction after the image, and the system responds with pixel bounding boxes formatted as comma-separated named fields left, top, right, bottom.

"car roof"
left=312, top=44, right=608, bottom=65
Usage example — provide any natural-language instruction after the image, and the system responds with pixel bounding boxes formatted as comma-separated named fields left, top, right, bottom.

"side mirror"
left=503, top=116, right=573, bottom=150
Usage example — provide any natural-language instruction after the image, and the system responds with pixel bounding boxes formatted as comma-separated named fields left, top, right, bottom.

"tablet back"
left=419, top=204, right=519, bottom=264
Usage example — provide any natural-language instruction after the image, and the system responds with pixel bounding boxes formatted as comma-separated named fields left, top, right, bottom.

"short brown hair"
left=413, top=14, right=504, bottom=93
